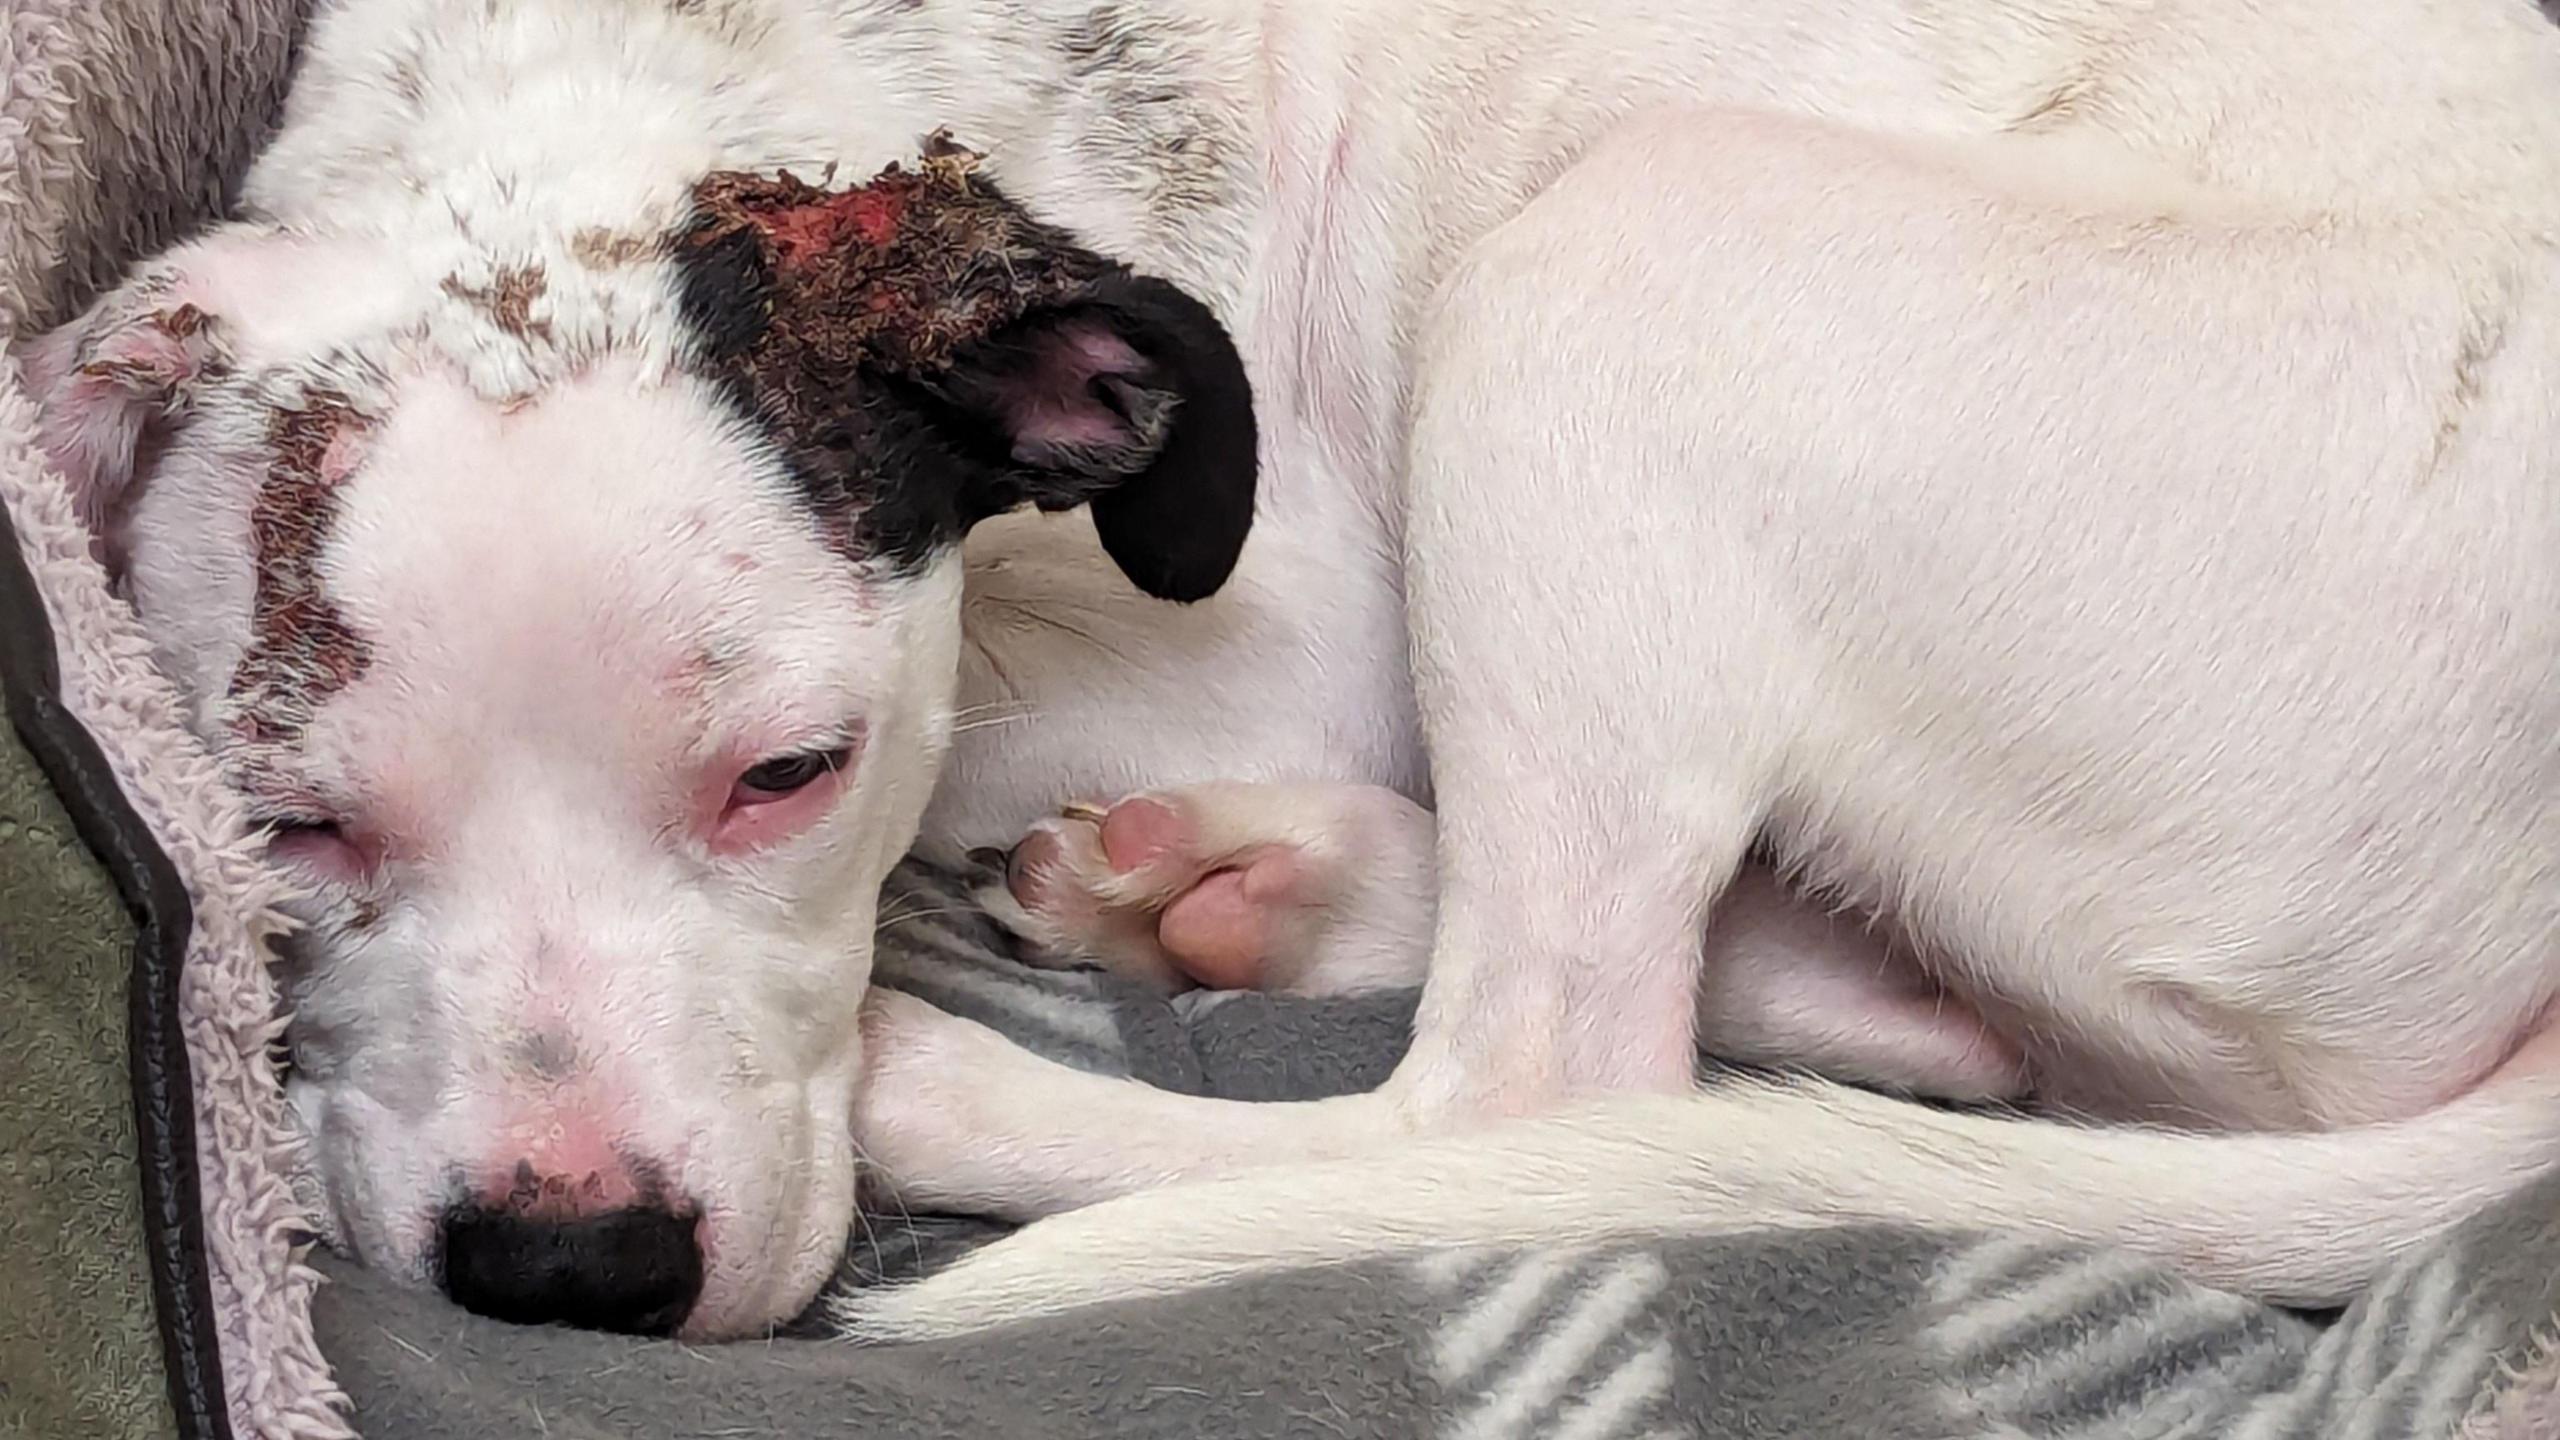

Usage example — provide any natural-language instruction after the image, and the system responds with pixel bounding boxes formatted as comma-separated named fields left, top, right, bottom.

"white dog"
left=17, top=0, right=2560, bottom=1342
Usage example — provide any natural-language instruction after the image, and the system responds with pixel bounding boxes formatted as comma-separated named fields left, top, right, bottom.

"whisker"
left=874, top=904, right=979, bottom=932
left=875, top=893, right=978, bottom=925
left=845, top=1138, right=925, bottom=1292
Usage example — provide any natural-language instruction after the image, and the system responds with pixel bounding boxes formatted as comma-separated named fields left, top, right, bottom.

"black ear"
left=930, top=273, right=1257, bottom=603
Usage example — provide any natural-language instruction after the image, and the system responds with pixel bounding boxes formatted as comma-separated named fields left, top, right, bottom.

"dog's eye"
left=259, top=817, right=370, bottom=882
left=735, top=748, right=849, bottom=800
left=259, top=817, right=349, bottom=850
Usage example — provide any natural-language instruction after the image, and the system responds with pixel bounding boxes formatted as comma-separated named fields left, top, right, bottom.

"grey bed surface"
left=316, top=861, right=2560, bottom=1439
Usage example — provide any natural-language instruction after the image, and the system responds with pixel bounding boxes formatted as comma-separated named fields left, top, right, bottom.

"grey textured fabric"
left=0, top=671, right=173, bottom=1440
left=312, top=859, right=2560, bottom=1440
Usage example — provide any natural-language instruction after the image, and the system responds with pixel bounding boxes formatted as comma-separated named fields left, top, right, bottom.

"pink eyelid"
left=704, top=741, right=861, bottom=856
left=266, top=823, right=376, bottom=885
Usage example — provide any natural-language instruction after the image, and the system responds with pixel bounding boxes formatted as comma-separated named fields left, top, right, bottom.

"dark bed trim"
left=0, top=502, right=232, bottom=1440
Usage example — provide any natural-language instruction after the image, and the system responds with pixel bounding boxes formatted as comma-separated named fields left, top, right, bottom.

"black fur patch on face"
left=670, top=148, right=1258, bottom=601
left=670, top=223, right=980, bottom=569
left=673, top=157, right=1103, bottom=569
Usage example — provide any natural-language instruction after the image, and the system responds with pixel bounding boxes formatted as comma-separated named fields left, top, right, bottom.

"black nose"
left=439, top=1205, right=703, bottom=1336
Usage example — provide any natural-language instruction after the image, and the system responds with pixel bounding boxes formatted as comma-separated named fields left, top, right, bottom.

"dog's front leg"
left=1369, top=220, right=1811, bottom=1128
left=853, top=990, right=1391, bottom=1219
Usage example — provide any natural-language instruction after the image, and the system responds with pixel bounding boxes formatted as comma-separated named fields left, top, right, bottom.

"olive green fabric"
left=0, top=706, right=170, bottom=1440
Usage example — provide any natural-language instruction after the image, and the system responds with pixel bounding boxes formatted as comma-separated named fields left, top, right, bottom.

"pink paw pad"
left=1098, top=796, right=1189, bottom=873
left=1001, top=825, right=1075, bottom=910
left=988, top=785, right=1406, bottom=997
left=1158, top=850, right=1307, bottom=990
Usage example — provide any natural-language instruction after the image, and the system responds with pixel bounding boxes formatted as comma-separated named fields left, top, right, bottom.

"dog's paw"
left=977, top=781, right=1434, bottom=997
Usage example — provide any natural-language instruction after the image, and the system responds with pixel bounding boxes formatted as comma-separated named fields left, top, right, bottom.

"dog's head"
left=13, top=157, right=1255, bottom=1337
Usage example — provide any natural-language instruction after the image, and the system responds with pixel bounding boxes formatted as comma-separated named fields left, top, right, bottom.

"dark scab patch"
left=226, top=393, right=375, bottom=789
left=503, top=1161, right=618, bottom=1220
left=158, top=303, right=211, bottom=340
left=675, top=141, right=1114, bottom=567
left=570, top=226, right=661, bottom=269
left=682, top=144, right=1106, bottom=376
left=74, top=301, right=225, bottom=394
left=441, top=263, right=554, bottom=342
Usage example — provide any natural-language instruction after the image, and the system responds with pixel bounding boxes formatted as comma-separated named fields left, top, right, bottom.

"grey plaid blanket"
left=314, top=860, right=2560, bottom=1438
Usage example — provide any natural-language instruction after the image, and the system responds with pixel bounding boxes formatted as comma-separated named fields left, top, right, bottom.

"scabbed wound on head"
left=684, top=146, right=1106, bottom=377
left=226, top=392, right=374, bottom=786
left=676, top=140, right=1257, bottom=602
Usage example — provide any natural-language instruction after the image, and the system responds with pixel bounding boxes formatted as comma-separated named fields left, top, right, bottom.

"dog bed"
left=6, top=2, right=2560, bottom=1437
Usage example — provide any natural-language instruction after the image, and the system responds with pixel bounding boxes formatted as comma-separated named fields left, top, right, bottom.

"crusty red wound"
left=681, top=138, right=1110, bottom=382
left=226, top=392, right=374, bottom=798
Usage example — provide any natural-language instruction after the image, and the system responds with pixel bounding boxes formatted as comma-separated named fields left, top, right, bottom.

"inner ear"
left=948, top=311, right=1176, bottom=474
left=936, top=274, right=1258, bottom=604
